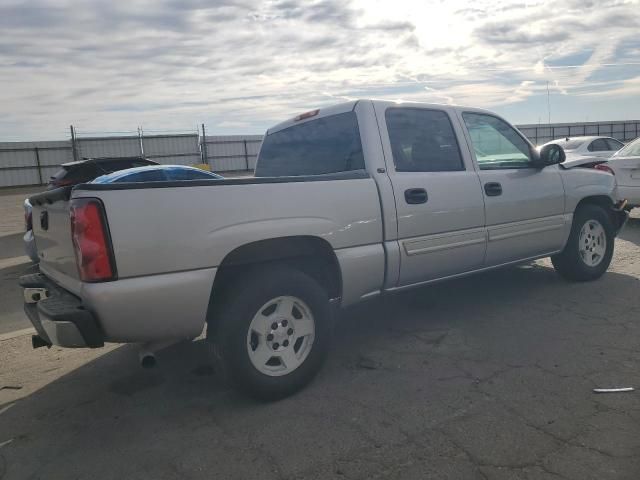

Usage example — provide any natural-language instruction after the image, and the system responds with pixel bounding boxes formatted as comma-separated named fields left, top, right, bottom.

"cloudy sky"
left=1, top=0, right=639, bottom=140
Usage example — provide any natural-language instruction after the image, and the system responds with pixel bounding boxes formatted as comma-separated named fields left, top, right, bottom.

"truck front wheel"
left=209, top=265, right=332, bottom=400
left=551, top=204, right=615, bottom=281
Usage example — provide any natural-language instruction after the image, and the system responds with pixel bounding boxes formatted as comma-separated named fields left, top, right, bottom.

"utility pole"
left=70, top=125, right=79, bottom=162
left=138, top=127, right=145, bottom=159
left=546, top=81, right=551, bottom=124
left=201, top=123, right=208, bottom=166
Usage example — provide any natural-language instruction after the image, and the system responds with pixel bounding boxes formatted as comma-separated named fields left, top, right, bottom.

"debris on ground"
left=593, top=387, right=635, bottom=393
left=356, top=355, right=381, bottom=370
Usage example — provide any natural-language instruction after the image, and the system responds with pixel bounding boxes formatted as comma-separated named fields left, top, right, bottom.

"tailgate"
left=29, top=187, right=81, bottom=292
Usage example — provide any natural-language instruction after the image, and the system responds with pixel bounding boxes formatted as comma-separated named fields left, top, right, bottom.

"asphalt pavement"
left=1, top=216, right=640, bottom=479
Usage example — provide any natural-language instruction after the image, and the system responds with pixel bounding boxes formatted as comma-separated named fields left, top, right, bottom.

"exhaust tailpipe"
left=139, top=352, right=157, bottom=369
left=138, top=340, right=177, bottom=368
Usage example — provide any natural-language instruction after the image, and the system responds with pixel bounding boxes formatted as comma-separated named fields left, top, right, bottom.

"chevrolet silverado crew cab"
left=23, top=100, right=628, bottom=400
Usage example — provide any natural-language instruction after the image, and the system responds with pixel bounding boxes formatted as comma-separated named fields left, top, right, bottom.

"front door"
left=459, top=112, right=566, bottom=266
left=376, top=104, right=487, bottom=287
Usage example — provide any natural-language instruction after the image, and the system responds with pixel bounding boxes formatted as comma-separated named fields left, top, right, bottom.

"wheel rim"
left=246, top=296, right=315, bottom=377
left=578, top=219, right=607, bottom=267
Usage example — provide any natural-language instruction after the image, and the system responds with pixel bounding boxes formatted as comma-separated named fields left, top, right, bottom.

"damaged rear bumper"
left=20, top=272, right=104, bottom=349
left=612, top=200, right=630, bottom=236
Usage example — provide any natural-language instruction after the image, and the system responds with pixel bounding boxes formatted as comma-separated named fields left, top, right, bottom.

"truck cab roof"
left=266, top=99, right=494, bottom=135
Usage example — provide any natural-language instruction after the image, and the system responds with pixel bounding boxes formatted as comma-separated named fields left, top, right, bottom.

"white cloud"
left=0, top=0, right=639, bottom=139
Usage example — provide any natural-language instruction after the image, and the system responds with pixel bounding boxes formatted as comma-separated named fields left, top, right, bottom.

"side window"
left=115, top=170, right=167, bottom=183
left=462, top=113, right=532, bottom=170
left=606, top=139, right=624, bottom=151
left=255, top=112, right=364, bottom=177
left=385, top=108, right=464, bottom=172
left=588, top=139, right=609, bottom=152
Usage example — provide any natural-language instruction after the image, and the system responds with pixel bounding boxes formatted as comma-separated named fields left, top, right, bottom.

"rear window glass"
left=167, top=169, right=216, bottom=181
left=115, top=170, right=167, bottom=183
left=255, top=112, right=364, bottom=177
left=615, top=138, right=640, bottom=157
left=606, top=139, right=624, bottom=151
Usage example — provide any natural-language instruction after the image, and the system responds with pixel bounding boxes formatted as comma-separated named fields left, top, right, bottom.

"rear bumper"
left=20, top=273, right=104, bottom=348
left=612, top=201, right=630, bottom=236
left=616, top=185, right=640, bottom=208
left=23, top=230, right=39, bottom=264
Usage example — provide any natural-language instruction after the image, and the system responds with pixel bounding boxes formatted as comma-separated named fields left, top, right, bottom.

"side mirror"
left=536, top=144, right=566, bottom=167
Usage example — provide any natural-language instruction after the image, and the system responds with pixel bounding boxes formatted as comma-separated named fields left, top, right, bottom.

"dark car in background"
left=24, top=156, right=160, bottom=262
left=91, top=164, right=224, bottom=184
left=47, top=156, right=159, bottom=189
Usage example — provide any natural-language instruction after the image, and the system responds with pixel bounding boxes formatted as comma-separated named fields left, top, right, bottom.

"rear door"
left=375, top=104, right=486, bottom=286
left=459, top=111, right=566, bottom=266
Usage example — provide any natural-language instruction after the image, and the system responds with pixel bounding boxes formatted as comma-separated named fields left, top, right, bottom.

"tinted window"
left=588, top=139, right=609, bottom=152
left=167, top=169, right=217, bottom=181
left=255, top=112, right=364, bottom=177
left=462, top=113, right=531, bottom=169
left=606, top=139, right=624, bottom=151
left=115, top=170, right=167, bottom=183
left=66, top=163, right=102, bottom=182
left=386, top=108, right=463, bottom=172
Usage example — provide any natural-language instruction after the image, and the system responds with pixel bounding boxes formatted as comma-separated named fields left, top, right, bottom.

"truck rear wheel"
left=551, top=204, right=614, bottom=281
left=208, top=265, right=332, bottom=400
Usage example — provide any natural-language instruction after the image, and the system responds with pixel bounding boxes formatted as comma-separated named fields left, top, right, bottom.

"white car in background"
left=608, top=137, right=640, bottom=209
left=540, top=136, right=624, bottom=166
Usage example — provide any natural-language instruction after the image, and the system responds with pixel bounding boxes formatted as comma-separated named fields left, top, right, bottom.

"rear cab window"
left=255, top=112, right=364, bottom=177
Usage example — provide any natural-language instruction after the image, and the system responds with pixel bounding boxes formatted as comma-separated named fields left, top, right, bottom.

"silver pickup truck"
left=23, top=100, right=628, bottom=399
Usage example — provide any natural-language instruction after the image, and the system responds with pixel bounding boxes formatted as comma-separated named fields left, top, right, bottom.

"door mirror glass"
left=538, top=144, right=566, bottom=167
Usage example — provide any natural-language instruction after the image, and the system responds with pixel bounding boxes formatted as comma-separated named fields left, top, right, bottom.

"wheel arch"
left=206, top=236, right=342, bottom=328
left=574, top=195, right=627, bottom=234
left=575, top=195, right=614, bottom=212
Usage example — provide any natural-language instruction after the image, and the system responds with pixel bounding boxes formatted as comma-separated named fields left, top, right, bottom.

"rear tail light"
left=70, top=198, right=116, bottom=282
left=25, top=211, right=33, bottom=231
left=594, top=164, right=615, bottom=175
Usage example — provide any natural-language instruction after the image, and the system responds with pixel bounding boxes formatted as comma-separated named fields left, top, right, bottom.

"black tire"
left=551, top=204, right=615, bottom=281
left=208, top=265, right=332, bottom=401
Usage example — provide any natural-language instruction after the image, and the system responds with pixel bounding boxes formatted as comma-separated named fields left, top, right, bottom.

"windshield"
left=614, top=138, right=640, bottom=157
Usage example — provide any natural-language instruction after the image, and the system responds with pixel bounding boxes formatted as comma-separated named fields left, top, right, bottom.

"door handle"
left=405, top=188, right=428, bottom=204
left=484, top=182, right=502, bottom=197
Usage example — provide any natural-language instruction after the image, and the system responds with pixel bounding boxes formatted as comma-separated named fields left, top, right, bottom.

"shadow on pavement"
left=1, top=263, right=640, bottom=479
left=0, top=234, right=25, bottom=261
left=619, top=216, right=640, bottom=246
left=0, top=261, right=37, bottom=335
